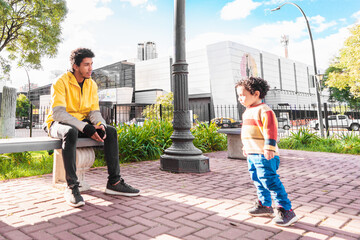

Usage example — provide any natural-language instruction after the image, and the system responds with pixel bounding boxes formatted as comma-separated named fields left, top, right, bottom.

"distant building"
left=135, top=41, right=330, bottom=120
left=137, top=41, right=158, bottom=61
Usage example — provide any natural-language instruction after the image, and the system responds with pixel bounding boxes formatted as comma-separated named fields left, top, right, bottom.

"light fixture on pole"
left=271, top=2, right=325, bottom=138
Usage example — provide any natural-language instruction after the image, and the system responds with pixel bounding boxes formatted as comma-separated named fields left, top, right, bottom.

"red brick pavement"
left=0, top=150, right=359, bottom=240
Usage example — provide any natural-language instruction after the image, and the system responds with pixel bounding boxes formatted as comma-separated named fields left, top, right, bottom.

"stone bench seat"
left=217, top=128, right=246, bottom=160
left=0, top=137, right=104, bottom=191
left=218, top=128, right=284, bottom=160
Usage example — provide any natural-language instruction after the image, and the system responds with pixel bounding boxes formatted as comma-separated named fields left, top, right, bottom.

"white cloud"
left=263, top=0, right=288, bottom=5
left=119, top=0, right=157, bottom=12
left=220, top=0, right=262, bottom=20
left=309, top=15, right=337, bottom=33
left=146, top=3, right=157, bottom=12
left=119, top=0, right=147, bottom=7
left=65, top=0, right=113, bottom=25
left=352, top=10, right=360, bottom=22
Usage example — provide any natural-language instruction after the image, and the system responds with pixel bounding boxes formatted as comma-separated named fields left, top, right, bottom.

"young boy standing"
left=235, top=77, right=298, bottom=227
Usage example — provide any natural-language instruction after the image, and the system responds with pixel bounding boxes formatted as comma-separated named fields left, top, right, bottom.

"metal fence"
left=29, top=102, right=360, bottom=137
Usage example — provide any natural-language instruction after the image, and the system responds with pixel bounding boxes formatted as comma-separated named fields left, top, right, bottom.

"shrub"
left=278, top=129, right=360, bottom=155
left=115, top=120, right=173, bottom=162
left=191, top=121, right=227, bottom=153
left=278, top=127, right=319, bottom=149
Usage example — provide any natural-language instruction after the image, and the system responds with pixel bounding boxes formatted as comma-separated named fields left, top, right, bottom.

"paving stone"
left=0, top=150, right=359, bottom=240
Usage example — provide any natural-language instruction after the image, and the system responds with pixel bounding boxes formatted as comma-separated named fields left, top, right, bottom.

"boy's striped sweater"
left=241, top=103, right=279, bottom=155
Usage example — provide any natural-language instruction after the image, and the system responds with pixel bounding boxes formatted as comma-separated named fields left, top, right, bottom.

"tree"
left=326, top=24, right=360, bottom=98
left=16, top=93, right=31, bottom=118
left=0, top=0, right=67, bottom=78
left=142, top=92, right=174, bottom=121
left=325, top=66, right=360, bottom=109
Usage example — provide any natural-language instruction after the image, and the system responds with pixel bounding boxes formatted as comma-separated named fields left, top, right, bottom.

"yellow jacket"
left=46, top=72, right=105, bottom=131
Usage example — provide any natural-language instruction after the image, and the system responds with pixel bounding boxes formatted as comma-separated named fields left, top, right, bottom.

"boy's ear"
left=254, top=90, right=260, bottom=98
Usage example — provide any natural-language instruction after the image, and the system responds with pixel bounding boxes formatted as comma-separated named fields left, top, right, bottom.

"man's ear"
left=73, top=64, right=78, bottom=71
left=254, top=90, right=260, bottom=98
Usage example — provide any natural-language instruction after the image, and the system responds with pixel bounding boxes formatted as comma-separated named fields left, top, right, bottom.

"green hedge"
left=95, top=119, right=227, bottom=164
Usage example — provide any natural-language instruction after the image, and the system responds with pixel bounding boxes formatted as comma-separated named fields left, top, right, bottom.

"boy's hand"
left=264, top=150, right=274, bottom=160
left=243, top=150, right=247, bottom=157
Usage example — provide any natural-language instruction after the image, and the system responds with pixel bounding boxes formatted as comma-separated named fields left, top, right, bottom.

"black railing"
left=29, top=103, right=360, bottom=137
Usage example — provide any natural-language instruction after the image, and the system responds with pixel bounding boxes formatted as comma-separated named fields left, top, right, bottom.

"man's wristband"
left=83, top=124, right=96, bottom=137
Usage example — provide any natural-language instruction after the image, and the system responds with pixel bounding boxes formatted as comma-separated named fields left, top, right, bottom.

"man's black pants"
left=49, top=122, right=121, bottom=187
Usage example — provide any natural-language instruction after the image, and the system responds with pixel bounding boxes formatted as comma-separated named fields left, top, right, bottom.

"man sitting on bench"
left=44, top=48, right=140, bottom=207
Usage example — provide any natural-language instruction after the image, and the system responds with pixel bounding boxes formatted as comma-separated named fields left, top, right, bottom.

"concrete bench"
left=218, top=128, right=285, bottom=160
left=218, top=128, right=246, bottom=160
left=0, top=137, right=104, bottom=191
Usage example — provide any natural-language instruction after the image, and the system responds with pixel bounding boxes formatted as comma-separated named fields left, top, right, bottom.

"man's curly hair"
left=235, top=77, right=270, bottom=99
left=70, top=48, right=95, bottom=72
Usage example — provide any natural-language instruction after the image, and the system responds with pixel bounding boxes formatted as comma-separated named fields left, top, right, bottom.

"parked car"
left=211, top=117, right=241, bottom=128
left=15, top=119, right=35, bottom=129
left=277, top=117, right=291, bottom=130
left=309, top=115, right=360, bottom=131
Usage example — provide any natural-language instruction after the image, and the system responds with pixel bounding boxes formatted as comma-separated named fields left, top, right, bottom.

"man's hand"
left=264, top=150, right=274, bottom=160
left=94, top=124, right=107, bottom=140
left=83, top=124, right=105, bottom=142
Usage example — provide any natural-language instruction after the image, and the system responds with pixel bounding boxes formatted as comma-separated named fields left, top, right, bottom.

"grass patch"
left=0, top=151, right=53, bottom=180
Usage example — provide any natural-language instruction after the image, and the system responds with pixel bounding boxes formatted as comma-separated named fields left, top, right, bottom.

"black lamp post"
left=24, top=68, right=33, bottom=137
left=271, top=2, right=325, bottom=138
left=160, top=0, right=210, bottom=173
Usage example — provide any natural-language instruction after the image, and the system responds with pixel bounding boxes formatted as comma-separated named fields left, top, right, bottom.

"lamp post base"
left=160, top=153, right=209, bottom=173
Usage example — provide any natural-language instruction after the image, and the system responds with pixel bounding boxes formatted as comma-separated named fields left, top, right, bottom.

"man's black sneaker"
left=272, top=207, right=298, bottom=226
left=247, top=200, right=274, bottom=217
left=64, top=185, right=85, bottom=208
left=105, top=179, right=140, bottom=196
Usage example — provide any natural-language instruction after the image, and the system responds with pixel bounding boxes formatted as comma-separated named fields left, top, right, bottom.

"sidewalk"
left=0, top=150, right=359, bottom=240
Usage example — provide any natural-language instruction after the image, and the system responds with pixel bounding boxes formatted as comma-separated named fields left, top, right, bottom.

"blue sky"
left=9, top=0, right=360, bottom=89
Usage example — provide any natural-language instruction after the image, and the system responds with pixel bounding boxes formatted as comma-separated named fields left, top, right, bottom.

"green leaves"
left=116, top=120, right=174, bottom=162
left=191, top=121, right=227, bottom=153
left=142, top=92, right=174, bottom=121
left=0, top=0, right=67, bottom=70
left=326, top=24, right=360, bottom=98
left=16, top=93, right=31, bottom=118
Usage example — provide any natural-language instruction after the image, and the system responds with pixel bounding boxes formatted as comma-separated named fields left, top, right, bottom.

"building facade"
left=135, top=41, right=329, bottom=120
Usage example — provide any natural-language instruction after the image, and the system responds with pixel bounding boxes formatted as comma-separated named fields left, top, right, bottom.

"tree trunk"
left=0, top=86, right=17, bottom=138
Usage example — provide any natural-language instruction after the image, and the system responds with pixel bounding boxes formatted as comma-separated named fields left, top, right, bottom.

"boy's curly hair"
left=70, top=48, right=95, bottom=72
left=235, top=76, right=270, bottom=99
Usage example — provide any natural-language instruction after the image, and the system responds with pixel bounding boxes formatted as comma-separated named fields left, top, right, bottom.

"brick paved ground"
left=0, top=150, right=359, bottom=240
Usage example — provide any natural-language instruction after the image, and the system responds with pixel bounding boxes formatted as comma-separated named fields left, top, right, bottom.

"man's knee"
left=105, top=125, right=117, bottom=139
left=64, top=126, right=79, bottom=142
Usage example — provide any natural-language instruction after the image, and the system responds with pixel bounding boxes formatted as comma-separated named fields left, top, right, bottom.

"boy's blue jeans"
left=247, top=154, right=292, bottom=210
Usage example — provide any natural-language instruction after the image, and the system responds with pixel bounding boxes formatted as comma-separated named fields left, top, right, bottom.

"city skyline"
left=7, top=0, right=360, bottom=89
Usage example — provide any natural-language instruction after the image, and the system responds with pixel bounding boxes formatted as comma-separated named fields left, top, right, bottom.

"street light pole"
left=271, top=2, right=325, bottom=137
left=160, top=0, right=209, bottom=173
left=24, top=68, right=33, bottom=137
